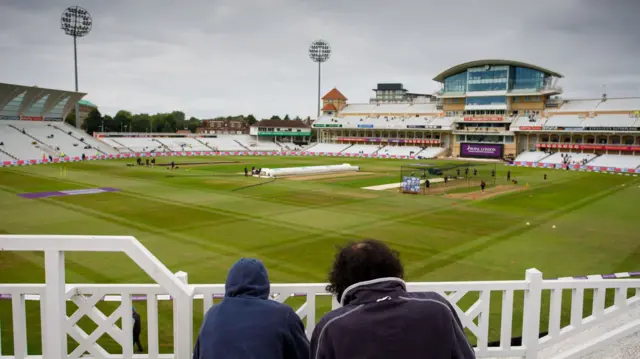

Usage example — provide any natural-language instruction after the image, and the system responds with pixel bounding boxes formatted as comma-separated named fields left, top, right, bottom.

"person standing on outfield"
left=311, top=240, right=475, bottom=359
left=244, top=166, right=248, bottom=177
left=544, top=173, right=547, bottom=181
left=507, top=170, right=511, bottom=181
left=480, top=180, right=486, bottom=192
left=132, top=307, right=144, bottom=353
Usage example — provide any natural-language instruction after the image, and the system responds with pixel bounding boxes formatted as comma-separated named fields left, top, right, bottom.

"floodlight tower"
left=61, top=6, right=92, bottom=129
left=309, top=39, right=332, bottom=118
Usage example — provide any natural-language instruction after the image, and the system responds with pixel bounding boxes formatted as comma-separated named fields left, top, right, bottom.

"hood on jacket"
left=225, top=258, right=270, bottom=299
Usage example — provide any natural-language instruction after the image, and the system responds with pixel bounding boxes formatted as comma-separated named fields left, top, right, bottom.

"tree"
left=114, top=111, right=132, bottom=132
left=131, top=113, right=151, bottom=132
left=245, top=114, right=257, bottom=126
left=270, top=115, right=282, bottom=120
left=84, top=108, right=103, bottom=135
left=65, top=112, right=76, bottom=127
left=283, top=114, right=290, bottom=120
left=293, top=116, right=301, bottom=121
left=102, top=115, right=114, bottom=132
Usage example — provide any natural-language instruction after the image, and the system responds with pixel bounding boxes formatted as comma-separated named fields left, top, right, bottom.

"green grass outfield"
left=1, top=156, right=639, bottom=355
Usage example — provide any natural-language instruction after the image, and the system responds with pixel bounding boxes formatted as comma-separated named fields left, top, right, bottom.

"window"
left=524, top=96, right=531, bottom=101
left=533, top=96, right=540, bottom=101
left=443, top=72, right=467, bottom=93
left=465, top=96, right=507, bottom=106
left=510, top=67, right=546, bottom=90
left=513, top=97, right=519, bottom=103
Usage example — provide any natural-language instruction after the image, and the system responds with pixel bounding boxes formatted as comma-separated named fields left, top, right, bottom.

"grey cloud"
left=0, top=0, right=638, bottom=119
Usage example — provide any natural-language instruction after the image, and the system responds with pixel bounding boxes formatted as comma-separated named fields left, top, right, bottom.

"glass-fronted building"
left=435, top=60, right=563, bottom=117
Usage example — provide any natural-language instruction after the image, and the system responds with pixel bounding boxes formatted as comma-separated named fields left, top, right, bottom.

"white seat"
left=514, top=151, right=550, bottom=163
left=588, top=155, right=640, bottom=170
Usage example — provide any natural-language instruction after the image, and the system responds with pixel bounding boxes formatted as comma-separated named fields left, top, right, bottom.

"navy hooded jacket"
left=193, top=258, right=310, bottom=359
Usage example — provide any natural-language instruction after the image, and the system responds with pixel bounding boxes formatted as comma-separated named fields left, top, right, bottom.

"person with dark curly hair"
left=310, top=239, right=476, bottom=359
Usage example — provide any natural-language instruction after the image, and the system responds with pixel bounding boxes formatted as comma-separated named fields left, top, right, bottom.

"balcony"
left=1, top=235, right=639, bottom=359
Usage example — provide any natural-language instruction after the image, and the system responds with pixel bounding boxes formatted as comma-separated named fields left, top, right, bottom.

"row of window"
left=443, top=66, right=550, bottom=93
left=456, top=134, right=515, bottom=143
left=512, top=96, right=541, bottom=102
left=466, top=96, right=506, bottom=106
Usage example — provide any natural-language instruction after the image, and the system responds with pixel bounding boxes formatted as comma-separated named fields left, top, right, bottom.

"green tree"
left=270, top=115, right=282, bottom=120
left=65, top=112, right=76, bottom=127
left=131, top=113, right=151, bottom=132
left=187, top=116, right=201, bottom=133
left=283, top=114, right=290, bottom=120
left=102, top=115, right=114, bottom=132
left=245, top=114, right=257, bottom=125
left=84, top=108, right=103, bottom=135
left=114, top=111, right=131, bottom=132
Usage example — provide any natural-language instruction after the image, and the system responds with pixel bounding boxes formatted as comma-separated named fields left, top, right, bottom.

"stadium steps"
left=50, top=125, right=107, bottom=155
left=110, top=138, right=135, bottom=152
left=7, top=124, right=59, bottom=156
left=233, top=139, right=251, bottom=151
left=152, top=138, right=171, bottom=151
left=339, top=144, right=353, bottom=154
left=194, top=137, right=216, bottom=151
left=0, top=147, right=18, bottom=160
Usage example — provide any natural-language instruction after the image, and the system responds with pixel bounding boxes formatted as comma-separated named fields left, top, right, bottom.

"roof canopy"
left=432, top=59, right=563, bottom=82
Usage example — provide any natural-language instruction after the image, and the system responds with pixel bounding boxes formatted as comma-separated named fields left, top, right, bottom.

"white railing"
left=0, top=235, right=639, bottom=359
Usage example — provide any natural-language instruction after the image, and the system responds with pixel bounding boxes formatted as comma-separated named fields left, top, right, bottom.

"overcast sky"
left=1, top=0, right=639, bottom=119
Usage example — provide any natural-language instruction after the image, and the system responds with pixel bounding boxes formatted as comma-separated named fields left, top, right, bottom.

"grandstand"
left=514, top=151, right=551, bottom=163
left=588, top=155, right=640, bottom=170
left=341, top=144, right=381, bottom=155
left=538, top=152, right=597, bottom=165
left=306, top=143, right=351, bottom=154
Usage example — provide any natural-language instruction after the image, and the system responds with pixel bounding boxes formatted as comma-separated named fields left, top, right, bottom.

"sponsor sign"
left=44, top=117, right=63, bottom=121
left=460, top=143, right=504, bottom=159
left=583, top=127, right=640, bottom=131
left=257, top=131, right=311, bottom=136
left=0, top=115, right=20, bottom=120
left=537, top=143, right=640, bottom=152
left=20, top=116, right=43, bottom=121
left=313, top=124, right=342, bottom=128
left=357, top=124, right=374, bottom=128
left=464, top=116, right=503, bottom=122
left=406, top=125, right=426, bottom=129
left=542, top=126, right=558, bottom=130
left=519, top=126, right=542, bottom=130
left=336, top=137, right=439, bottom=144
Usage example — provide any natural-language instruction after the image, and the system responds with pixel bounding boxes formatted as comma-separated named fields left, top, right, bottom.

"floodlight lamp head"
left=309, top=39, right=331, bottom=63
left=61, top=6, right=92, bottom=37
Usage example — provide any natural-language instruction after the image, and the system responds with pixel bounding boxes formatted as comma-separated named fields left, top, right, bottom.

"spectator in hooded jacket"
left=193, top=258, right=309, bottom=359
left=310, top=240, right=476, bottom=359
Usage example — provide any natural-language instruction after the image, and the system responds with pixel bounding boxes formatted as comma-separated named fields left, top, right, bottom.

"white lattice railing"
left=1, top=235, right=639, bottom=359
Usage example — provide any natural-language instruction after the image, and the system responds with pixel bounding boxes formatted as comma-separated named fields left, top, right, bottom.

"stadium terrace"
left=314, top=59, right=640, bottom=172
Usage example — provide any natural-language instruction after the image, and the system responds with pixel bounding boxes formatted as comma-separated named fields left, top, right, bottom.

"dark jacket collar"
left=340, top=277, right=407, bottom=306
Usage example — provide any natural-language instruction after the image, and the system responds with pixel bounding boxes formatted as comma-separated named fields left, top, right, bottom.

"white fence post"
left=522, top=268, right=543, bottom=359
left=173, top=271, right=193, bottom=359
left=43, top=250, right=67, bottom=358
